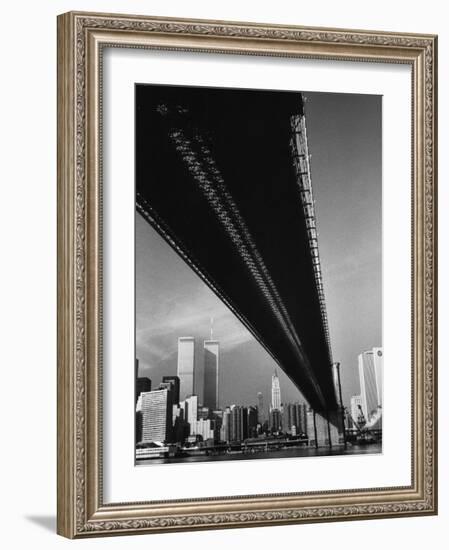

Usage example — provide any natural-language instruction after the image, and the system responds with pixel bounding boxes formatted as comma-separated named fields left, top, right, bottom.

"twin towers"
left=177, top=319, right=220, bottom=411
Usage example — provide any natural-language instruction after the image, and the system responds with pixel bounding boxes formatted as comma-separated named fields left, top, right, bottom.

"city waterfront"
left=135, top=343, right=383, bottom=464
left=138, top=443, right=382, bottom=465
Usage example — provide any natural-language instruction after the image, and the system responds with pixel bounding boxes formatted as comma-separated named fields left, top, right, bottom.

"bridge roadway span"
left=136, top=84, right=338, bottom=414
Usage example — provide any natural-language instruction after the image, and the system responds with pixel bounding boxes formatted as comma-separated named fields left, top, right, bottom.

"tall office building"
left=344, top=407, right=354, bottom=429
left=136, top=377, right=152, bottom=404
left=299, top=403, right=308, bottom=435
left=172, top=407, right=189, bottom=443
left=257, top=392, right=264, bottom=423
left=221, top=407, right=231, bottom=443
left=198, top=406, right=210, bottom=420
left=247, top=406, right=258, bottom=438
left=203, top=339, right=219, bottom=410
left=269, top=409, right=282, bottom=432
left=283, top=403, right=293, bottom=433
left=136, top=410, right=143, bottom=443
left=135, top=392, right=143, bottom=443
left=350, top=395, right=363, bottom=425
left=332, top=362, right=344, bottom=406
left=282, top=402, right=307, bottom=434
left=162, top=375, right=180, bottom=405
left=240, top=406, right=248, bottom=441
left=141, top=389, right=173, bottom=443
left=358, top=348, right=383, bottom=420
left=230, top=405, right=248, bottom=442
left=191, top=418, right=215, bottom=442
left=271, top=370, right=281, bottom=411
left=372, top=347, right=383, bottom=408
left=177, top=337, right=195, bottom=401
left=211, top=409, right=223, bottom=426
left=135, top=357, right=152, bottom=403
left=230, top=405, right=241, bottom=442
left=182, top=394, right=198, bottom=425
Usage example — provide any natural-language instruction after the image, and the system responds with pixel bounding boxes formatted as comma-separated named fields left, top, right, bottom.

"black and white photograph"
left=0, top=0, right=441, bottom=543
left=134, top=83, right=383, bottom=465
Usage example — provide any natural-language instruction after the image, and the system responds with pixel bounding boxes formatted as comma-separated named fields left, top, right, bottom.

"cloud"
left=137, top=294, right=254, bottom=366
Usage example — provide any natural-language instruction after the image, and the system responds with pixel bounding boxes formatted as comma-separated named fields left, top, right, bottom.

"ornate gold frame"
left=57, top=11, right=438, bottom=538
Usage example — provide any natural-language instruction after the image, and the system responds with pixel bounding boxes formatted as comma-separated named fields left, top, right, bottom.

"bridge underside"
left=136, top=84, right=338, bottom=413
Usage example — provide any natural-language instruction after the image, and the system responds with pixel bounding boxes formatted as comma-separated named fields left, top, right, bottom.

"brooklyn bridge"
left=136, top=84, right=341, bottom=433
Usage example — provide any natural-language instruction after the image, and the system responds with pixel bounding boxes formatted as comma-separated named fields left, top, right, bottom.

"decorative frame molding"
left=57, top=11, right=437, bottom=538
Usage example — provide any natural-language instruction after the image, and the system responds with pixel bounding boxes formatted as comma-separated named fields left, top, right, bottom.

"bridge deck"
left=136, top=84, right=338, bottom=413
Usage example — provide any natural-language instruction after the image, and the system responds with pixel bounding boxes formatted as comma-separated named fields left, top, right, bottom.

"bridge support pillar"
left=307, top=409, right=344, bottom=448
left=333, top=362, right=347, bottom=450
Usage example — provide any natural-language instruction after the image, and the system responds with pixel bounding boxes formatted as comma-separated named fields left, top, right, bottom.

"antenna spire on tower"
left=210, top=317, right=214, bottom=340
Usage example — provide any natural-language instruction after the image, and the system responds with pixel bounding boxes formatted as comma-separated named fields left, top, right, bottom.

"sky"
left=135, top=90, right=382, bottom=409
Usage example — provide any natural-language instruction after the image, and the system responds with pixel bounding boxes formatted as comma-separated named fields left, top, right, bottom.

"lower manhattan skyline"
left=136, top=320, right=381, bottom=418
left=136, top=330, right=382, bottom=460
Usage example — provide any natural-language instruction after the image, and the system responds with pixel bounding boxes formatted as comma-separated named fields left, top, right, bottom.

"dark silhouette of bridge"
left=136, top=84, right=338, bottom=415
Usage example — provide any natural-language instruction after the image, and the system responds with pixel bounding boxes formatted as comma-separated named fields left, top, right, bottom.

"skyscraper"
left=191, top=418, right=215, bottom=442
left=136, top=410, right=143, bottom=443
left=282, top=402, right=307, bottom=434
left=358, top=348, right=383, bottom=420
left=162, top=375, right=180, bottom=405
left=203, top=339, right=219, bottom=410
left=299, top=403, right=308, bottom=435
left=221, top=407, right=231, bottom=443
left=141, top=389, right=173, bottom=443
left=135, top=393, right=144, bottom=443
left=135, top=357, right=152, bottom=403
left=172, top=407, right=189, bottom=443
left=183, top=394, right=198, bottom=425
left=271, top=370, right=281, bottom=411
left=350, top=395, right=363, bottom=425
left=136, top=377, right=152, bottom=404
left=247, top=406, right=259, bottom=438
left=177, top=337, right=195, bottom=401
left=257, top=392, right=264, bottom=423
left=269, top=409, right=282, bottom=432
left=230, top=405, right=248, bottom=442
left=372, top=347, right=383, bottom=407
left=230, top=405, right=242, bottom=442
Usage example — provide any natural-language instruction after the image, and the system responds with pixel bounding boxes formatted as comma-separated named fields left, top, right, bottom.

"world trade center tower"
left=177, top=337, right=195, bottom=401
left=203, top=339, right=219, bottom=410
